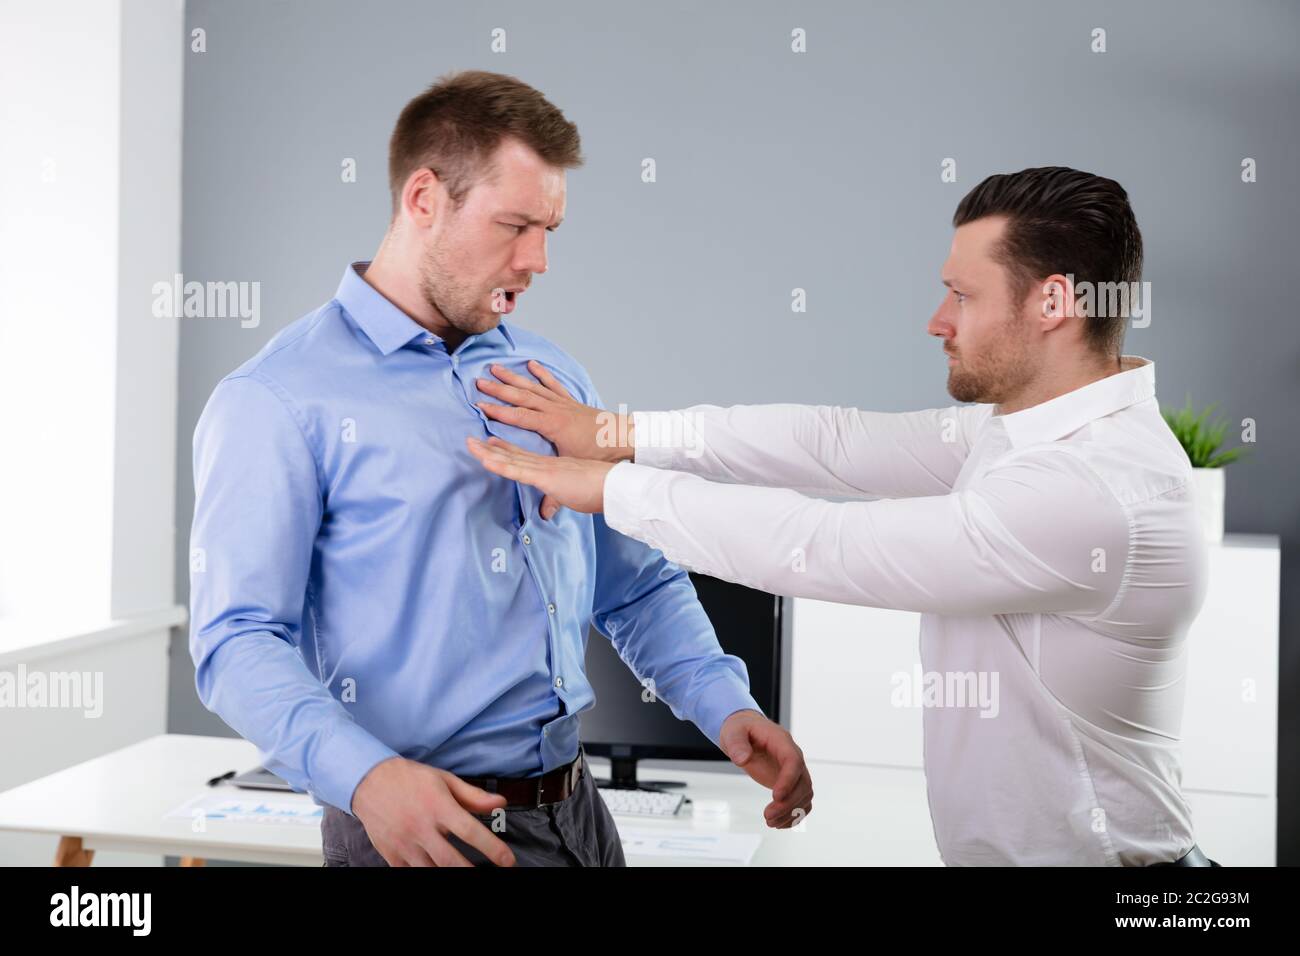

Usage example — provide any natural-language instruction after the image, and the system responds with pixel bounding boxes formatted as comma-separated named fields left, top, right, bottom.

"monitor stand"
left=593, top=755, right=686, bottom=792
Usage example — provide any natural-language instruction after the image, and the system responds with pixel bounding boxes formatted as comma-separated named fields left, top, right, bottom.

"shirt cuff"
left=603, top=460, right=664, bottom=546
left=311, top=720, right=402, bottom=816
left=630, top=410, right=680, bottom=469
left=692, top=675, right=765, bottom=749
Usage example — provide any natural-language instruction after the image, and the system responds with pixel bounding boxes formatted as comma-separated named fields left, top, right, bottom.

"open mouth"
left=495, top=287, right=523, bottom=315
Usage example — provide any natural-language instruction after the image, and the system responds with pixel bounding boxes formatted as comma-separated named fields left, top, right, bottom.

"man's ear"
left=1038, top=272, right=1078, bottom=331
left=401, top=167, right=445, bottom=230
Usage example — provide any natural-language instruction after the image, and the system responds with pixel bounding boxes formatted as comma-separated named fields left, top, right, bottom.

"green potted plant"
left=1161, top=397, right=1249, bottom=543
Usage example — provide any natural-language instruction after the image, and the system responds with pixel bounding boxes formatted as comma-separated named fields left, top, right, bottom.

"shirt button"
left=547, top=603, right=556, bottom=614
left=543, top=726, right=550, bottom=736
left=423, top=337, right=435, bottom=345
left=554, top=676, right=564, bottom=689
left=522, top=534, right=532, bottom=545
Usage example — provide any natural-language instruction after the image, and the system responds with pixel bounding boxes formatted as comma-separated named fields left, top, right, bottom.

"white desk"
left=0, top=734, right=941, bottom=866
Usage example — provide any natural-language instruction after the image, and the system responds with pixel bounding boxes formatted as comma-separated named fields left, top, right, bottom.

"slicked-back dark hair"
left=952, top=166, right=1143, bottom=358
left=388, top=70, right=583, bottom=218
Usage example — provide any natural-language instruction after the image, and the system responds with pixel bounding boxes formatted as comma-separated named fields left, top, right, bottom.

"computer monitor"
left=580, top=572, right=791, bottom=792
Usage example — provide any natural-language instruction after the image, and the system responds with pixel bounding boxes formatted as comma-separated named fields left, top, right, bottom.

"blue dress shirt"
left=188, top=261, right=761, bottom=815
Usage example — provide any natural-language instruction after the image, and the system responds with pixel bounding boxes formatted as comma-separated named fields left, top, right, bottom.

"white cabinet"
left=791, top=601, right=925, bottom=769
left=1178, top=535, right=1279, bottom=797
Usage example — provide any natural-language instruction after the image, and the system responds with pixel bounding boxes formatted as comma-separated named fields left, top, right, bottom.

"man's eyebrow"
left=502, top=211, right=564, bottom=228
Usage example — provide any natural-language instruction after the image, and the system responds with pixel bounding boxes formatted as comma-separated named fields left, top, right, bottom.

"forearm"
left=591, top=517, right=763, bottom=746
left=602, top=453, right=1127, bottom=616
left=192, top=625, right=399, bottom=814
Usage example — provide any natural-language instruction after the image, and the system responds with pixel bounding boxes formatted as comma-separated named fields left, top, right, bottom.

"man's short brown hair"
left=952, top=166, right=1143, bottom=359
left=387, top=70, right=583, bottom=218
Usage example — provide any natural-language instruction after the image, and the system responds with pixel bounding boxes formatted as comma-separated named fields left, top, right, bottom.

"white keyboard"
left=597, top=786, right=685, bottom=817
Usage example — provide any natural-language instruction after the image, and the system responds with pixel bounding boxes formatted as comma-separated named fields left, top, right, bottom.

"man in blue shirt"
left=188, top=70, right=812, bottom=867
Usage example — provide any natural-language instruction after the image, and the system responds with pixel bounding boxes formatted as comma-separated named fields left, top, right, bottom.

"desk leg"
left=54, top=836, right=94, bottom=867
left=179, top=857, right=206, bottom=867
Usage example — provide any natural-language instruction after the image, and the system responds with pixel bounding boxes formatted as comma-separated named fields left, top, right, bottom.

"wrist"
left=595, top=409, right=636, bottom=463
left=619, top=412, right=636, bottom=462
left=351, top=755, right=399, bottom=817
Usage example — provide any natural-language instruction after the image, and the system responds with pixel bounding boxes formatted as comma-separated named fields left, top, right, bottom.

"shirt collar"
left=996, top=354, right=1156, bottom=448
left=334, top=260, right=516, bottom=356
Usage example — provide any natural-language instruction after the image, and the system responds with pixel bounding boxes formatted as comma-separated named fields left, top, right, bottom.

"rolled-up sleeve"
left=189, top=374, right=398, bottom=814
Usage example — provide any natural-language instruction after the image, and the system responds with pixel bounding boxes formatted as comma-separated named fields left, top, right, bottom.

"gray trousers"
left=321, top=751, right=626, bottom=867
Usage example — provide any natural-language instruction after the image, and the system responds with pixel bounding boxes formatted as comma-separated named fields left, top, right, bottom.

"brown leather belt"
left=461, top=748, right=585, bottom=809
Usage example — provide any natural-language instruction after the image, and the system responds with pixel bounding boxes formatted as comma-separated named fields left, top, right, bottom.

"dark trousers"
left=321, top=751, right=626, bottom=867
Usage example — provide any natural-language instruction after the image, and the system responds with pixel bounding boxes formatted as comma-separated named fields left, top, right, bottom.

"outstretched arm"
left=473, top=361, right=987, bottom=503
left=466, top=435, right=1129, bottom=618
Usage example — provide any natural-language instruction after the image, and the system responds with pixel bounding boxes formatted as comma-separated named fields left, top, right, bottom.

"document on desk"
left=165, top=791, right=324, bottom=826
left=618, top=827, right=762, bottom=865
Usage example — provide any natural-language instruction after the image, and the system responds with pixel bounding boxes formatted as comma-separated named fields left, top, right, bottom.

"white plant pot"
left=1190, top=467, right=1225, bottom=543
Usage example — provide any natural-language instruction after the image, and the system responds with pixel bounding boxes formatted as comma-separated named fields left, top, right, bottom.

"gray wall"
left=172, top=0, right=1300, bottom=862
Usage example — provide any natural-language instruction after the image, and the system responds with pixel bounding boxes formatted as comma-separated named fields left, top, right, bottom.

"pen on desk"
left=207, top=770, right=235, bottom=787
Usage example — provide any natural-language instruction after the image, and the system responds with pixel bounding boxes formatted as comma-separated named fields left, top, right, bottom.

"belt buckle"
left=534, top=752, right=581, bottom=808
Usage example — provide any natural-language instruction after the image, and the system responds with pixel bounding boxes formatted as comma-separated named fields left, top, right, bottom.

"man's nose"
left=514, top=229, right=548, bottom=275
left=927, top=297, right=955, bottom=339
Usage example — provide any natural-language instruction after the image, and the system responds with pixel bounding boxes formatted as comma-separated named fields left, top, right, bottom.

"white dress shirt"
left=604, top=355, right=1209, bottom=865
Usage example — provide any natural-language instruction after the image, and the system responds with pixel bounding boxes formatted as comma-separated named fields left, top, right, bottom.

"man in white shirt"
left=464, top=166, right=1213, bottom=866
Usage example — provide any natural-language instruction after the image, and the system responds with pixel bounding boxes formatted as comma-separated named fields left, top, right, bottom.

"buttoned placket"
left=428, top=336, right=569, bottom=749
